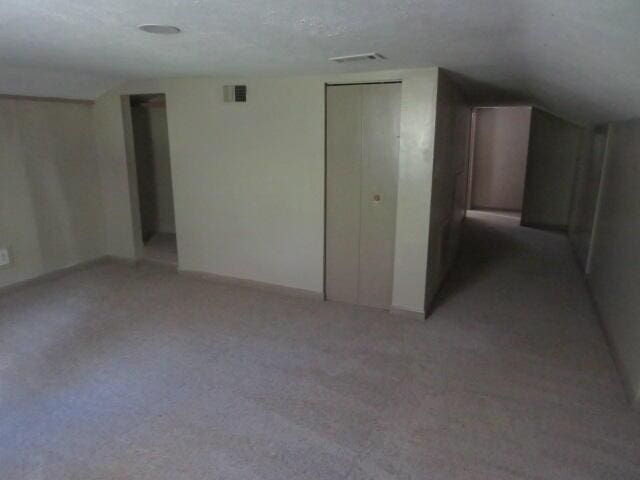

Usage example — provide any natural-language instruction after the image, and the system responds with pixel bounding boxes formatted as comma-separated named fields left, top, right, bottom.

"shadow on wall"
left=521, top=108, right=582, bottom=231
left=131, top=105, right=159, bottom=243
left=7, top=100, right=103, bottom=285
left=23, top=104, right=84, bottom=269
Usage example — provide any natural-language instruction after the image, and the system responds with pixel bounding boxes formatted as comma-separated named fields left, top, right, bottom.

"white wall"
left=0, top=98, right=105, bottom=289
left=424, top=72, right=471, bottom=312
left=587, top=119, right=640, bottom=406
left=94, top=68, right=439, bottom=314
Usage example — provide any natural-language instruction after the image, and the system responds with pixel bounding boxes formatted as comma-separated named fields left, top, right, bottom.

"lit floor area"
left=467, top=208, right=521, bottom=221
left=142, top=233, right=177, bottom=267
left=1, top=211, right=639, bottom=479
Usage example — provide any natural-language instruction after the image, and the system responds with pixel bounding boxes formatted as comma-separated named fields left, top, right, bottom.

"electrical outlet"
left=0, top=247, right=11, bottom=267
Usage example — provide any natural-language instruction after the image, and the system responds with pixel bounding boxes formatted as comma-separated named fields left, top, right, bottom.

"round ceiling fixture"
left=138, top=24, right=181, bottom=34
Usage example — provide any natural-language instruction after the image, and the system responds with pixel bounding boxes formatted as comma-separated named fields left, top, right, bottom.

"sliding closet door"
left=358, top=83, right=401, bottom=308
left=325, top=83, right=401, bottom=309
left=326, top=85, right=362, bottom=304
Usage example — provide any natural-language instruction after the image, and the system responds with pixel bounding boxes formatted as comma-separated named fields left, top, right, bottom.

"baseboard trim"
left=0, top=256, right=113, bottom=296
left=390, top=305, right=425, bottom=320
left=179, top=268, right=324, bottom=301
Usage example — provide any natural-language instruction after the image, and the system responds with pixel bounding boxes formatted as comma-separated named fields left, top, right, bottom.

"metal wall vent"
left=223, top=85, right=247, bottom=103
left=329, top=53, right=385, bottom=63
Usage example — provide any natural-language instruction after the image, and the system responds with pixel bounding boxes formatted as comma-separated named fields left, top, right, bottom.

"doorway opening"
left=466, top=106, right=532, bottom=221
left=324, top=81, right=401, bottom=310
left=128, top=94, right=177, bottom=266
left=428, top=105, right=533, bottom=314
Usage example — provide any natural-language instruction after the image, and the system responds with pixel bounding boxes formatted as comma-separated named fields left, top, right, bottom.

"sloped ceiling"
left=1, top=0, right=638, bottom=123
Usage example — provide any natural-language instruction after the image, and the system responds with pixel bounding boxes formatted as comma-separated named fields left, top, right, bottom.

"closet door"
left=325, top=85, right=362, bottom=304
left=325, top=83, right=401, bottom=309
left=358, top=83, right=401, bottom=308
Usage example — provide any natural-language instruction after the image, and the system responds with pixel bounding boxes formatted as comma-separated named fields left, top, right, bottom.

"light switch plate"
left=0, top=247, right=11, bottom=267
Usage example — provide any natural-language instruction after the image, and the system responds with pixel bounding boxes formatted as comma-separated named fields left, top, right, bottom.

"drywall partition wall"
left=424, top=72, right=471, bottom=312
left=388, top=71, right=439, bottom=315
left=567, top=127, right=606, bottom=271
left=0, top=97, right=105, bottom=289
left=588, top=120, right=640, bottom=406
left=521, top=108, right=582, bottom=230
left=470, top=107, right=531, bottom=211
left=94, top=68, right=439, bottom=314
left=144, top=76, right=325, bottom=294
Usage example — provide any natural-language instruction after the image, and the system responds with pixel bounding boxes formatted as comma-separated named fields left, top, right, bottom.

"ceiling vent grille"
left=329, top=53, right=385, bottom=63
left=223, top=85, right=247, bottom=103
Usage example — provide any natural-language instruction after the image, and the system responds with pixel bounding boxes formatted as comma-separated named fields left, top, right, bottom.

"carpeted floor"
left=142, top=233, right=178, bottom=266
left=1, top=211, right=639, bottom=479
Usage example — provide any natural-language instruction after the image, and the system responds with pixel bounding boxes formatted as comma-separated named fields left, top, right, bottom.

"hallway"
left=421, top=210, right=640, bottom=477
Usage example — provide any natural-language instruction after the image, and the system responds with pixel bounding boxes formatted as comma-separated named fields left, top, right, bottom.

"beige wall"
left=0, top=98, right=105, bottom=289
left=521, top=108, right=582, bottom=230
left=94, top=69, right=439, bottom=314
left=587, top=119, right=640, bottom=406
left=425, top=72, right=471, bottom=312
left=470, top=106, right=531, bottom=212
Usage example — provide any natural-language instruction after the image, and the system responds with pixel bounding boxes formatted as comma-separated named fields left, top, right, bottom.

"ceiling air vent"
left=223, top=85, right=247, bottom=103
left=329, top=53, right=385, bottom=63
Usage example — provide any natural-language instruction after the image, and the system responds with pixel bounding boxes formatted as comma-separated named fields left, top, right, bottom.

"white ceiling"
left=1, top=0, right=638, bottom=123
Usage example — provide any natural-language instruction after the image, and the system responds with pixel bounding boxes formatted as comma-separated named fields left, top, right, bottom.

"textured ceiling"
left=1, top=0, right=638, bottom=123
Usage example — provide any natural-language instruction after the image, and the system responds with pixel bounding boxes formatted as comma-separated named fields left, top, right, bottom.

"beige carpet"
left=1, top=211, right=638, bottom=479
